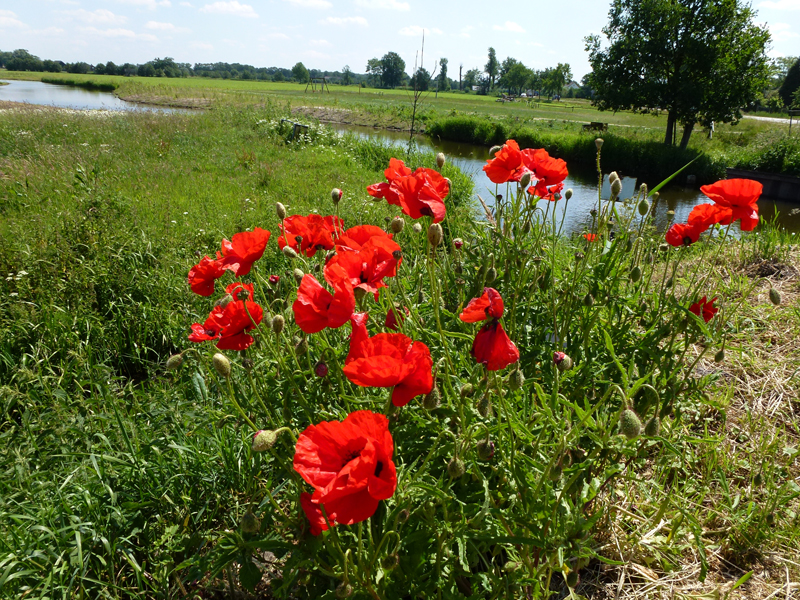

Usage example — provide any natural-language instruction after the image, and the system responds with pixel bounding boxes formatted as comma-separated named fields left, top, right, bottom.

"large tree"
left=779, top=59, right=800, bottom=108
left=485, top=47, right=499, bottom=90
left=437, top=58, right=448, bottom=93
left=380, top=52, right=405, bottom=88
left=586, top=0, right=771, bottom=148
left=291, top=62, right=310, bottom=83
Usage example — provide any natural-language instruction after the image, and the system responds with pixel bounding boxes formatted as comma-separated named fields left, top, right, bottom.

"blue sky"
left=1, top=0, right=799, bottom=79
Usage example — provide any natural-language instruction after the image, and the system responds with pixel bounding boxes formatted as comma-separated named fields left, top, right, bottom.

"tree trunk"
left=664, top=110, right=677, bottom=145
left=679, top=121, right=694, bottom=150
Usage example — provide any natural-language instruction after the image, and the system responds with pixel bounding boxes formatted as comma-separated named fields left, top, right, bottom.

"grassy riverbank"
left=1, top=101, right=799, bottom=599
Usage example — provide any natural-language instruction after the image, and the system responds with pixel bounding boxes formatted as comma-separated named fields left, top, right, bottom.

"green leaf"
left=648, top=157, right=699, bottom=197
left=239, top=556, right=262, bottom=592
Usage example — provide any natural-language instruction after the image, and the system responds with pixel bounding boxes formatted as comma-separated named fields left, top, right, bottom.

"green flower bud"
left=212, top=353, right=231, bottom=378
left=508, top=369, right=525, bottom=391
left=608, top=171, right=619, bottom=185
left=390, top=217, right=405, bottom=234
left=583, top=293, right=594, bottom=307
left=252, top=429, right=278, bottom=452
left=595, top=138, right=604, bottom=150
left=447, top=457, right=466, bottom=479
left=565, top=188, right=573, bottom=200
left=754, top=472, right=763, bottom=487
left=566, top=571, right=579, bottom=589
left=335, top=582, right=353, bottom=599
left=276, top=202, right=286, bottom=220
left=241, top=510, right=260, bottom=534
left=412, top=222, right=422, bottom=234
left=272, top=314, right=285, bottom=334
left=477, top=394, right=492, bottom=417
left=769, top=287, right=781, bottom=306
left=715, top=348, right=725, bottom=363
left=630, top=266, right=642, bottom=283
left=519, top=171, right=532, bottom=188
left=486, top=267, right=497, bottom=283
left=293, top=268, right=305, bottom=283
left=620, top=408, right=642, bottom=440
left=460, top=383, right=474, bottom=398
left=436, top=152, right=446, bottom=169
left=215, top=293, right=234, bottom=309
left=477, top=438, right=495, bottom=461
left=637, top=199, right=650, bottom=216
left=166, top=354, right=183, bottom=371
left=423, top=386, right=441, bottom=410
left=331, top=188, right=343, bottom=204
left=382, top=553, right=400, bottom=570
left=489, top=145, right=502, bottom=155
left=427, top=223, right=443, bottom=248
left=282, top=246, right=298, bottom=259
left=644, top=416, right=661, bottom=437
left=294, top=336, right=308, bottom=355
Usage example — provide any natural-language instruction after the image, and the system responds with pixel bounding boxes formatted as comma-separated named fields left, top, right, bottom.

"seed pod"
left=276, top=202, right=287, bottom=220
left=477, top=439, right=495, bottom=461
left=212, top=353, right=231, bottom=378
left=486, top=267, right=497, bottom=283
left=644, top=416, right=661, bottom=437
left=553, top=352, right=573, bottom=372
left=549, top=462, right=562, bottom=481
left=638, top=199, right=651, bottom=216
left=382, top=554, right=400, bottom=570
left=566, top=571, right=579, bottom=589
left=335, top=583, right=353, bottom=599
left=412, top=222, right=423, bottom=234
left=608, top=171, right=619, bottom=185
left=519, top=171, right=532, bottom=188
left=240, top=510, right=260, bottom=534
left=331, top=188, right=342, bottom=204
left=666, top=210, right=675, bottom=219
left=272, top=314, right=285, bottom=334
left=295, top=336, right=308, bottom=355
left=427, top=223, right=443, bottom=248
left=565, top=188, right=573, bottom=200
left=436, top=152, right=446, bottom=168
left=390, top=217, right=405, bottom=234
left=166, top=354, right=183, bottom=371
left=447, top=457, right=466, bottom=479
left=769, top=287, right=781, bottom=306
left=611, top=178, right=622, bottom=197
left=489, top=145, right=502, bottom=155
left=252, top=429, right=278, bottom=452
left=423, top=386, right=441, bottom=410
left=477, top=394, right=492, bottom=418
left=659, top=243, right=669, bottom=253
left=583, top=293, right=594, bottom=307
left=508, top=369, right=525, bottom=391
left=630, top=266, right=642, bottom=283
left=282, top=246, right=298, bottom=259
left=460, top=383, right=474, bottom=398
left=619, top=408, right=642, bottom=440
left=215, top=294, right=234, bottom=309
left=714, top=348, right=725, bottom=363
left=595, top=138, right=604, bottom=150
left=293, top=268, right=305, bottom=283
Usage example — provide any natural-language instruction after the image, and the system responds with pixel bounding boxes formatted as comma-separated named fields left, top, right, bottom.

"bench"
left=582, top=121, right=608, bottom=132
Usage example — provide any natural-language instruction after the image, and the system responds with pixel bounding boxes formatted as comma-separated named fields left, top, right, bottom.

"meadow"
left=0, top=96, right=799, bottom=599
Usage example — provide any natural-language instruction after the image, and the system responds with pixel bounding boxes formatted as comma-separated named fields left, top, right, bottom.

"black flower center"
left=374, top=461, right=384, bottom=477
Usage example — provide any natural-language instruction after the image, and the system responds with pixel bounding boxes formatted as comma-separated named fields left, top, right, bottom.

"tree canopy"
left=485, top=48, right=499, bottom=90
left=779, top=59, right=800, bottom=108
left=586, top=0, right=771, bottom=148
left=291, top=62, right=310, bottom=83
left=380, top=52, right=406, bottom=88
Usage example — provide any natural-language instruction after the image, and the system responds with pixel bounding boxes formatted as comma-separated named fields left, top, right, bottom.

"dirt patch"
left=116, top=94, right=210, bottom=110
left=290, top=105, right=419, bottom=133
left=744, top=257, right=800, bottom=279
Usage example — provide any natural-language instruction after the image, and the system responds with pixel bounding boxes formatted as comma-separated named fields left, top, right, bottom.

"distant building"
left=565, top=80, right=581, bottom=90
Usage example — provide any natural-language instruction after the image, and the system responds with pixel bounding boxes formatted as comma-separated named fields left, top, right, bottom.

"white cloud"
left=145, top=20, right=190, bottom=32
left=190, top=41, right=214, bottom=49
left=759, top=0, right=800, bottom=8
left=398, top=25, right=442, bottom=36
left=769, top=22, right=799, bottom=40
left=304, top=49, right=332, bottom=59
left=283, top=0, right=333, bottom=8
left=493, top=21, right=525, bottom=33
left=310, top=39, right=332, bottom=46
left=0, top=10, right=26, bottom=28
left=200, top=1, right=259, bottom=17
left=459, top=25, right=474, bottom=38
left=180, top=1, right=194, bottom=5
left=60, top=9, right=128, bottom=25
left=321, top=16, right=368, bottom=26
left=354, top=0, right=409, bottom=10
left=117, top=0, right=172, bottom=8
left=79, top=26, right=158, bottom=41
left=262, top=32, right=290, bottom=40
left=30, top=26, right=66, bottom=35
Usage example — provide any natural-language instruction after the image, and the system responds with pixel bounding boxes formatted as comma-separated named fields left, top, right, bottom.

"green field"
left=1, top=87, right=799, bottom=599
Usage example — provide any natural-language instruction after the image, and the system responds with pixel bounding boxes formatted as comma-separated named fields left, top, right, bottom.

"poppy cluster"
left=367, top=158, right=450, bottom=223
left=188, top=228, right=271, bottom=296
left=459, top=288, right=520, bottom=371
left=293, top=410, right=397, bottom=535
left=689, top=296, right=718, bottom=323
left=666, top=179, right=763, bottom=247
left=188, top=282, right=264, bottom=351
left=278, top=214, right=344, bottom=257
left=482, top=139, right=569, bottom=200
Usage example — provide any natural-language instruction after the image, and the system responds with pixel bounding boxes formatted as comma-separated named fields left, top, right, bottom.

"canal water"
left=2, top=78, right=797, bottom=233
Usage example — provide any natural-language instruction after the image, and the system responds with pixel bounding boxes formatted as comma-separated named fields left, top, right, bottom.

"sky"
left=1, top=0, right=799, bottom=80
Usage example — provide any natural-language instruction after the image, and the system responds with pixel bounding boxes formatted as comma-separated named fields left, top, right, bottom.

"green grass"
left=0, top=101, right=798, bottom=598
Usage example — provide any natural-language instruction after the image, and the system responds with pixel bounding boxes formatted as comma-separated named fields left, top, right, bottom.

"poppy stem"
left=226, top=379, right=257, bottom=431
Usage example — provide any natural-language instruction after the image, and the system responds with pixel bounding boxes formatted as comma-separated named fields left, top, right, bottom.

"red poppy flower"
left=269, top=275, right=280, bottom=285
left=522, top=148, right=568, bottom=199
left=700, top=179, right=762, bottom=232
left=218, top=228, right=271, bottom=277
left=583, top=233, right=597, bottom=242
left=665, top=222, right=704, bottom=247
left=472, top=321, right=520, bottom=371
left=225, top=281, right=255, bottom=301
left=459, top=287, right=504, bottom=322
left=325, top=237, right=401, bottom=299
left=366, top=158, right=413, bottom=207
left=369, top=166, right=449, bottom=224
left=294, top=410, right=397, bottom=535
left=188, top=308, right=225, bottom=343
left=343, top=313, right=433, bottom=407
left=483, top=139, right=527, bottom=184
left=687, top=203, right=730, bottom=230
left=385, top=305, right=409, bottom=331
left=292, top=265, right=355, bottom=334
left=336, top=225, right=395, bottom=253
left=215, top=299, right=264, bottom=350
left=689, top=296, right=718, bottom=323
left=188, top=256, right=226, bottom=297
left=278, top=214, right=344, bottom=257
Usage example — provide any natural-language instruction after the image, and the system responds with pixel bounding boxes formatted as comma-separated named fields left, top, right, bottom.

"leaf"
left=238, top=556, right=262, bottom=593
left=648, top=156, right=699, bottom=197
left=726, top=571, right=752, bottom=598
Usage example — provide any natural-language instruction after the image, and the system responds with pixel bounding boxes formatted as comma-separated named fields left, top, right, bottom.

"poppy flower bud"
left=335, top=583, right=353, bottom=599
left=552, top=192, right=562, bottom=201
left=564, top=188, right=573, bottom=200
left=486, top=267, right=497, bottom=283
left=608, top=171, right=619, bottom=185
left=644, top=415, right=661, bottom=437
left=460, top=383, right=474, bottom=398
left=595, top=138, right=604, bottom=150
left=508, top=369, right=525, bottom=391
left=382, top=553, right=400, bottom=570
left=293, top=268, right=305, bottom=283
left=582, top=293, right=594, bottom=307
left=549, top=461, right=562, bottom=481
left=269, top=275, right=280, bottom=285
left=272, top=314, right=285, bottom=334
left=489, top=145, right=502, bottom=156
left=390, top=217, right=405, bottom=234
left=522, top=219, right=532, bottom=234
left=436, top=152, right=446, bottom=168
left=553, top=352, right=573, bottom=372
left=666, top=210, right=675, bottom=219
left=240, top=510, right=260, bottom=534
left=590, top=208, right=597, bottom=217
left=714, top=348, right=725, bottom=363
left=754, top=472, right=763, bottom=487
left=423, top=386, right=441, bottom=410
left=427, top=223, right=443, bottom=248
left=166, top=354, right=183, bottom=371
left=566, top=571, right=579, bottom=589
left=313, top=360, right=329, bottom=378
left=659, top=243, right=669, bottom=253
left=630, top=266, right=642, bottom=283
left=769, top=287, right=781, bottom=306
left=398, top=509, right=410, bottom=523
left=215, top=294, right=234, bottom=309
left=611, top=179, right=622, bottom=197
left=477, top=394, right=492, bottom=418
left=447, top=456, right=466, bottom=479
left=619, top=408, right=642, bottom=440
left=477, top=438, right=495, bottom=461
left=453, top=238, right=464, bottom=250
left=276, top=202, right=287, bottom=220
left=282, top=246, right=298, bottom=259
left=665, top=277, right=673, bottom=289
left=252, top=429, right=278, bottom=452
left=295, top=336, right=308, bottom=355
left=212, top=353, right=231, bottom=378
left=519, top=171, right=532, bottom=188
left=638, top=199, right=650, bottom=216
left=331, top=188, right=343, bottom=204
left=412, top=223, right=423, bottom=234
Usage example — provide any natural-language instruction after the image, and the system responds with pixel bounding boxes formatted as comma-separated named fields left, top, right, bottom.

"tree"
left=380, top=52, right=405, bottom=88
left=504, top=63, right=531, bottom=95
left=342, top=65, right=353, bottom=86
left=587, top=0, right=771, bottom=148
left=366, top=58, right=383, bottom=87
left=410, top=67, right=431, bottom=91
left=291, top=62, right=310, bottom=83
left=464, top=68, right=480, bottom=90
left=485, top=47, right=499, bottom=90
left=273, top=70, right=285, bottom=82
left=437, top=58, right=448, bottom=93
left=459, top=63, right=463, bottom=91
left=779, top=59, right=800, bottom=108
